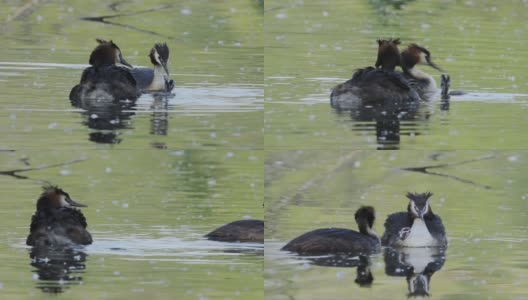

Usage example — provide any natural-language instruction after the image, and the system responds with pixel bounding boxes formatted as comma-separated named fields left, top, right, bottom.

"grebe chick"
left=281, top=206, right=380, bottom=255
left=375, top=38, right=402, bottom=70
left=205, top=219, right=263, bottom=243
left=69, top=39, right=138, bottom=102
left=27, top=186, right=92, bottom=247
left=130, top=43, right=174, bottom=92
left=381, top=192, right=447, bottom=248
left=330, top=39, right=419, bottom=110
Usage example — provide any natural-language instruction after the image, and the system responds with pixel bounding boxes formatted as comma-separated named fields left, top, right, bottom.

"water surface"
left=1, top=150, right=263, bottom=299
left=0, top=0, right=263, bottom=150
left=264, top=0, right=528, bottom=149
left=0, top=1, right=263, bottom=299
left=265, top=150, right=528, bottom=299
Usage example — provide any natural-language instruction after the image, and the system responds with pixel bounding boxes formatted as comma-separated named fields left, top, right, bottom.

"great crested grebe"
left=130, top=43, right=175, bottom=92
left=281, top=206, right=380, bottom=255
left=205, top=219, right=264, bottom=243
left=331, top=39, right=446, bottom=110
left=69, top=39, right=138, bottom=102
left=27, top=186, right=92, bottom=247
left=381, top=192, right=447, bottom=248
left=330, top=39, right=419, bottom=110
left=399, top=43, right=444, bottom=101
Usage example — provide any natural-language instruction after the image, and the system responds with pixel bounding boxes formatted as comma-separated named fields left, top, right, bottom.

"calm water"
left=1, top=150, right=263, bottom=299
left=265, top=150, right=528, bottom=299
left=264, top=0, right=528, bottom=150
left=0, top=1, right=263, bottom=299
left=0, top=0, right=263, bottom=150
left=2, top=0, right=528, bottom=299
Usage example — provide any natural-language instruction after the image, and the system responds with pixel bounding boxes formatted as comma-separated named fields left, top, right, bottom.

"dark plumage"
left=381, top=192, right=447, bottom=248
left=281, top=206, right=380, bottom=255
left=375, top=38, right=401, bottom=70
left=27, top=186, right=92, bottom=248
left=205, top=219, right=263, bottom=243
left=330, top=39, right=420, bottom=110
left=330, top=67, right=419, bottom=109
left=69, top=39, right=139, bottom=102
left=150, top=43, right=169, bottom=66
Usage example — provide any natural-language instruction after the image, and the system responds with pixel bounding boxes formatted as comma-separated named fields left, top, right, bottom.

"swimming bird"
left=281, top=206, right=380, bottom=255
left=399, top=43, right=444, bottom=101
left=130, top=43, right=174, bottom=92
left=330, top=39, right=419, bottom=110
left=381, top=192, right=447, bottom=248
left=69, top=39, right=138, bottom=102
left=27, top=186, right=92, bottom=247
left=205, top=219, right=264, bottom=243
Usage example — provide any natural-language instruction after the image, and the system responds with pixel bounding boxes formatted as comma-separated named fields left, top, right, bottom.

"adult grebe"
left=281, top=206, right=380, bottom=255
left=27, top=186, right=92, bottom=247
left=381, top=192, right=447, bottom=248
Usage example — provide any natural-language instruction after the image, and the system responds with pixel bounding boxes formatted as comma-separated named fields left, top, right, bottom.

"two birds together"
left=330, top=38, right=446, bottom=111
left=69, top=39, right=174, bottom=103
left=282, top=192, right=448, bottom=255
left=26, top=186, right=445, bottom=255
left=26, top=186, right=263, bottom=248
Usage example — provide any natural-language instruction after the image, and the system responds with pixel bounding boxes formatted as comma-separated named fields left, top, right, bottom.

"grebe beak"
left=426, top=57, right=444, bottom=72
left=66, top=197, right=87, bottom=207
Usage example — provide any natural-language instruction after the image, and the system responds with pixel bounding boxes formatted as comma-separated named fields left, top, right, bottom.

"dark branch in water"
left=399, top=155, right=495, bottom=189
left=80, top=5, right=177, bottom=39
left=81, top=5, right=174, bottom=21
left=421, top=170, right=491, bottom=189
left=0, top=159, right=86, bottom=180
left=82, top=18, right=171, bottom=39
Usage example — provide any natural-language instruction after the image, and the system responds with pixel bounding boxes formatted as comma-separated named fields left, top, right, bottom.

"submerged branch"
left=0, top=159, right=86, bottom=180
left=399, top=155, right=495, bottom=189
left=401, top=155, right=495, bottom=172
left=80, top=5, right=174, bottom=21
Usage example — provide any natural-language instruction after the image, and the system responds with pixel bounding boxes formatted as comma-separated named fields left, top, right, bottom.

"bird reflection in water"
left=384, top=247, right=446, bottom=298
left=289, top=254, right=374, bottom=287
left=345, top=100, right=426, bottom=150
left=149, top=93, right=171, bottom=149
left=71, top=92, right=175, bottom=146
left=70, top=96, right=136, bottom=144
left=29, top=247, right=88, bottom=294
left=345, top=73, right=451, bottom=149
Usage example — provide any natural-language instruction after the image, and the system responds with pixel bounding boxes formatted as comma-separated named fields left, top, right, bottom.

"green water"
left=2, top=0, right=528, bottom=299
left=1, top=150, right=263, bottom=299
left=264, top=0, right=528, bottom=150
left=264, top=0, right=528, bottom=299
left=265, top=150, right=528, bottom=299
left=0, top=0, right=263, bottom=150
left=0, top=0, right=263, bottom=299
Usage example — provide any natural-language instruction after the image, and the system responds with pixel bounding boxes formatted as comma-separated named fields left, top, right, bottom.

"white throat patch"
left=59, top=195, right=69, bottom=207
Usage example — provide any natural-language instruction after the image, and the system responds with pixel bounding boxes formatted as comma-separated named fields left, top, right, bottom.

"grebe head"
left=89, top=39, right=133, bottom=68
left=149, top=43, right=170, bottom=76
left=375, top=38, right=401, bottom=70
left=401, top=44, right=443, bottom=72
left=406, top=192, right=433, bottom=220
left=36, top=185, right=87, bottom=211
left=355, top=206, right=376, bottom=235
